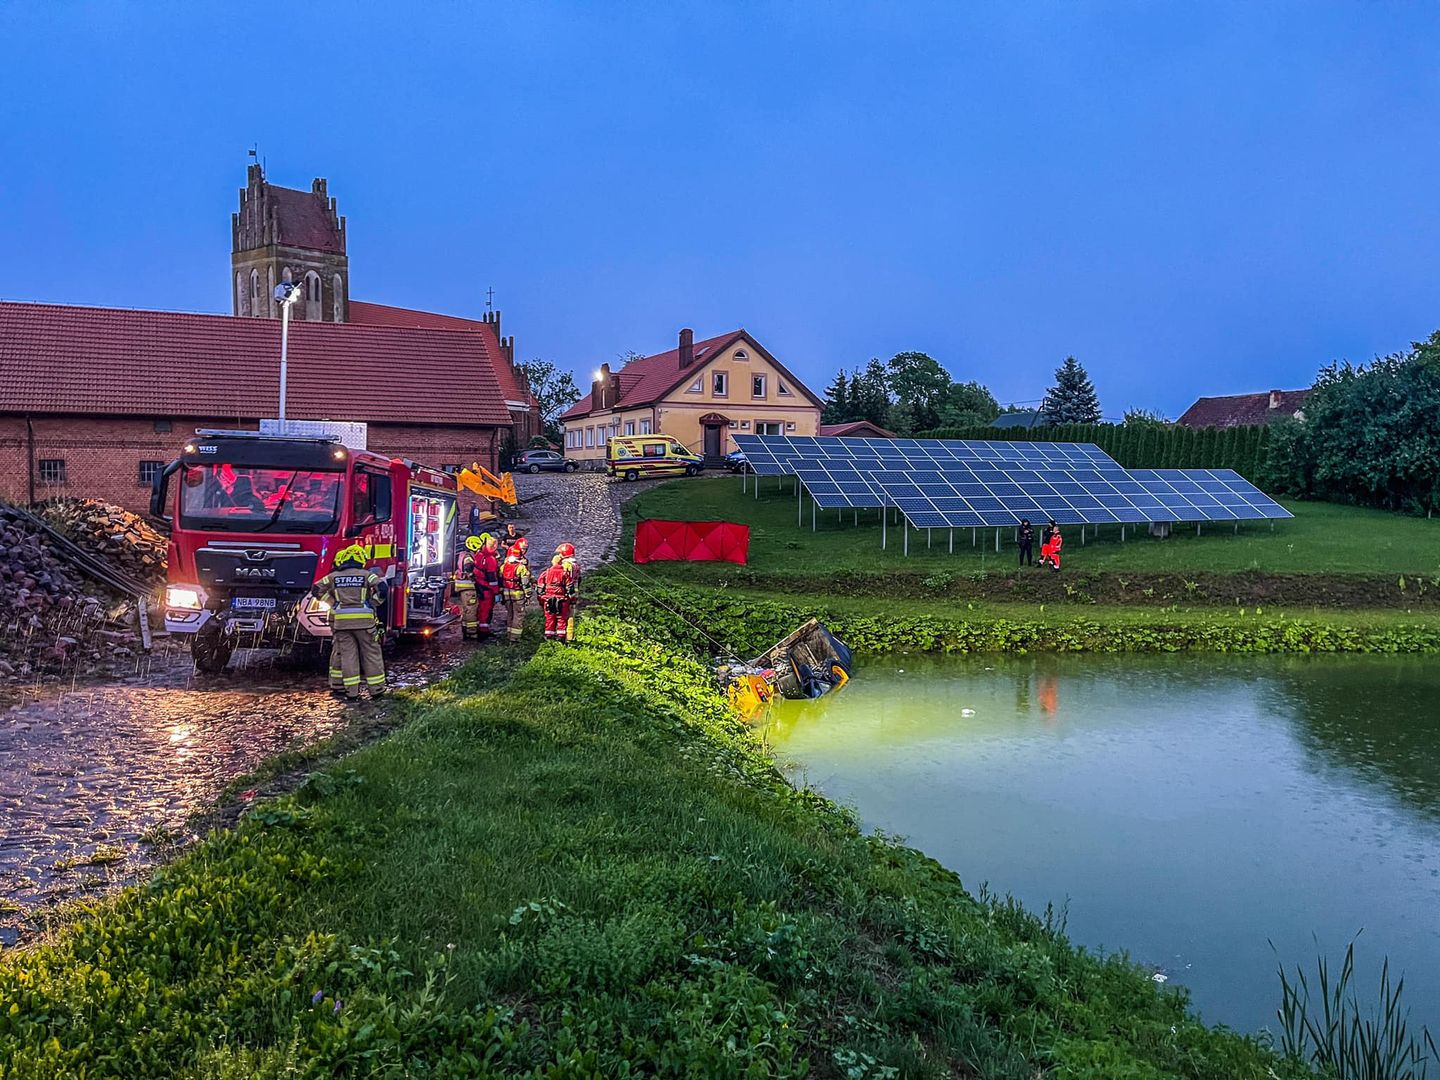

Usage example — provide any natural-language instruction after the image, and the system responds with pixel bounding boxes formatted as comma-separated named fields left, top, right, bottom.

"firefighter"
left=455, top=535, right=484, bottom=639
left=555, top=542, right=580, bottom=643
left=473, top=532, right=501, bottom=637
left=499, top=540, right=532, bottom=642
left=536, top=553, right=571, bottom=639
left=311, top=544, right=387, bottom=699
left=1040, top=523, right=1063, bottom=572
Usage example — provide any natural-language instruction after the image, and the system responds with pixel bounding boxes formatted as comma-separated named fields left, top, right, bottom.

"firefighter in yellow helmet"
left=310, top=543, right=387, bottom=699
left=455, top=534, right=484, bottom=639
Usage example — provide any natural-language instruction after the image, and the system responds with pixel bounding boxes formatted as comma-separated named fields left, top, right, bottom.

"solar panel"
left=732, top=435, right=1292, bottom=529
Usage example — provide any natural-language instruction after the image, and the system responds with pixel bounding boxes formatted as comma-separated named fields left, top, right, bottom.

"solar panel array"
left=733, top=435, right=1291, bottom=527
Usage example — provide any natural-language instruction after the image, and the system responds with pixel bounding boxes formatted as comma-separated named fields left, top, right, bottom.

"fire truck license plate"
left=233, top=597, right=277, bottom=611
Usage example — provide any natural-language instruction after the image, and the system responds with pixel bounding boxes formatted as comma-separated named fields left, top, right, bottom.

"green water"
left=766, top=654, right=1440, bottom=1037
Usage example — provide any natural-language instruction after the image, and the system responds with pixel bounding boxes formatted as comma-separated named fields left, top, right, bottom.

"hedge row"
left=916, top=422, right=1274, bottom=480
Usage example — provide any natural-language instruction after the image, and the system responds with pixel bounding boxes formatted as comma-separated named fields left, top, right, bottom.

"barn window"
left=39, top=459, right=67, bottom=486
left=138, top=460, right=164, bottom=486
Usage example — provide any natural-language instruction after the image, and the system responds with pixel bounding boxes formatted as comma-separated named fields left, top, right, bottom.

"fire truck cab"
left=152, top=430, right=461, bottom=673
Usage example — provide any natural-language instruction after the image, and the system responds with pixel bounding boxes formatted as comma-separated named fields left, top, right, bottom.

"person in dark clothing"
left=1017, top=519, right=1034, bottom=566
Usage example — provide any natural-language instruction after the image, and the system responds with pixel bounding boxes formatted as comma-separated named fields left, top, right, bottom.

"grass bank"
left=0, top=608, right=1312, bottom=1079
left=630, top=478, right=1440, bottom=581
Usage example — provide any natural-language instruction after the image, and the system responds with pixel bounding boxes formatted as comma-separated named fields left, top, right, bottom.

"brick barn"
left=0, top=301, right=515, bottom=514
left=0, top=164, right=541, bottom=513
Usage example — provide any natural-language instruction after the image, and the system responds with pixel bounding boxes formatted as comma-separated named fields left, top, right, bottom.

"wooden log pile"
left=37, top=498, right=168, bottom=587
left=0, top=505, right=139, bottom=687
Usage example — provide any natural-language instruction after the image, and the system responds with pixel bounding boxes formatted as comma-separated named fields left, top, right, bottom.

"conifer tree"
left=821, top=370, right=850, bottom=424
left=1043, top=357, right=1103, bottom=424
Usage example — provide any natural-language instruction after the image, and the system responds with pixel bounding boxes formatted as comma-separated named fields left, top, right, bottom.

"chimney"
left=1268, top=389, right=1282, bottom=410
left=678, top=327, right=695, bottom=368
left=592, top=363, right=615, bottom=411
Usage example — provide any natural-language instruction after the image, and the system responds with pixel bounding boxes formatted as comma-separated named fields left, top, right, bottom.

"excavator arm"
left=457, top=462, right=518, bottom=506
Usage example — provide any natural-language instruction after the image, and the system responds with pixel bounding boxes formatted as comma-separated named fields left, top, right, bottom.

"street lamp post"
left=273, top=282, right=304, bottom=433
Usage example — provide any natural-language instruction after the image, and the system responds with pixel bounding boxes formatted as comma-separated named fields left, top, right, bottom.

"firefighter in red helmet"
left=473, top=532, right=501, bottom=637
left=536, top=553, right=571, bottom=640
left=499, top=539, right=532, bottom=642
left=554, top=542, right=580, bottom=642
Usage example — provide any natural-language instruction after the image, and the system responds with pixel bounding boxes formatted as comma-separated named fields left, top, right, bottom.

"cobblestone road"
left=0, top=472, right=659, bottom=943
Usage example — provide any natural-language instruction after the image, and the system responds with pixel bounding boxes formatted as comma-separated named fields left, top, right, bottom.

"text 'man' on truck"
left=152, top=430, right=460, bottom=673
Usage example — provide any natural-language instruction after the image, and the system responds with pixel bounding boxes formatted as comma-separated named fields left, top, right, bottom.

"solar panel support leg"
left=1081, top=526, right=1085, bottom=546
left=927, top=528, right=932, bottom=549
left=949, top=528, right=953, bottom=554
left=972, top=527, right=977, bottom=547
left=995, top=527, right=1000, bottom=553
left=812, top=500, right=816, bottom=532
left=798, top=482, right=803, bottom=527
left=1234, top=523, right=1238, bottom=535
left=1196, top=522, right=1201, bottom=537
left=882, top=507, right=887, bottom=549
left=853, top=510, right=858, bottom=527
left=904, top=522, right=909, bottom=557
left=742, top=469, right=747, bottom=494
left=1121, top=525, right=1125, bottom=543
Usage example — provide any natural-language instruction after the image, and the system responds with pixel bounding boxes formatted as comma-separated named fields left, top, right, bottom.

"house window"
left=755, top=421, right=783, bottom=436
left=734, top=349, right=749, bottom=361
left=687, top=377, right=703, bottom=393
left=138, top=460, right=164, bottom=486
left=777, top=379, right=793, bottom=396
left=624, top=421, right=636, bottom=435
left=712, top=371, right=728, bottom=396
left=639, top=418, right=652, bottom=434
left=153, top=419, right=172, bottom=433
left=441, top=464, right=463, bottom=474
left=250, top=270, right=261, bottom=315
left=585, top=427, right=595, bottom=448
left=752, top=374, right=766, bottom=398
left=38, top=459, right=67, bottom=486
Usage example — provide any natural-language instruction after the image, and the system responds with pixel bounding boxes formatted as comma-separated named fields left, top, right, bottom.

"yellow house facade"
left=559, top=328, right=824, bottom=465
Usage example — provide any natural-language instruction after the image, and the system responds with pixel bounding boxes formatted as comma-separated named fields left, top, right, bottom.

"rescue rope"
left=598, top=557, right=738, bottom=657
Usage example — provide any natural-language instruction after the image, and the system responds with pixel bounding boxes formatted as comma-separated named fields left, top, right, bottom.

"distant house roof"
left=1176, top=389, right=1310, bottom=428
left=819, top=421, right=895, bottom=438
left=348, top=300, right=535, bottom=409
left=991, top=410, right=1051, bottom=430
left=560, top=329, right=824, bottom=421
left=0, top=300, right=512, bottom=427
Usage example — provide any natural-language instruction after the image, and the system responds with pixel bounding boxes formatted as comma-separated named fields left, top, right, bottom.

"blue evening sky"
left=3, top=2, right=1438, bottom=417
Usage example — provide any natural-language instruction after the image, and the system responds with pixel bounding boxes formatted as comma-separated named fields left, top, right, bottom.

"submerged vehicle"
left=719, top=619, right=852, bottom=721
left=152, top=430, right=463, bottom=673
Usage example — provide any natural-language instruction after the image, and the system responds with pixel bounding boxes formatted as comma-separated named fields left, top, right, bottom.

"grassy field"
left=627, top=476, right=1440, bottom=578
left=0, top=619, right=1307, bottom=1079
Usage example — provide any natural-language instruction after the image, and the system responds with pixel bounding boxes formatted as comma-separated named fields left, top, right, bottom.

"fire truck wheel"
left=191, top=629, right=233, bottom=675
left=528, top=464, right=541, bottom=474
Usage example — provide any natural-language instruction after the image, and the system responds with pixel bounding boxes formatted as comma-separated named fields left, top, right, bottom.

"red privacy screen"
left=633, top=519, right=750, bottom=565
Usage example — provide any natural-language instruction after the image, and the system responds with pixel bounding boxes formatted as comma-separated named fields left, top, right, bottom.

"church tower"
left=231, top=163, right=350, bottom=322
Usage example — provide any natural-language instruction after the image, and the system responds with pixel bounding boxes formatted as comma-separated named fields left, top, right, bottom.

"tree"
left=886, top=352, right=951, bottom=432
left=515, top=359, right=581, bottom=443
left=821, top=370, right=850, bottom=424
left=938, top=381, right=1000, bottom=430
left=848, top=359, right=892, bottom=426
left=1122, top=408, right=1168, bottom=426
left=1043, top=357, right=1102, bottom=425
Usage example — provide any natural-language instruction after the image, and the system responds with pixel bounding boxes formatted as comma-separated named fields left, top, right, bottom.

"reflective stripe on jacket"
left=313, top=569, right=383, bottom=631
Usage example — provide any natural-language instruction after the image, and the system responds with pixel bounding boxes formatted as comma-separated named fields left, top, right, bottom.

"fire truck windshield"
left=179, top=465, right=343, bottom=533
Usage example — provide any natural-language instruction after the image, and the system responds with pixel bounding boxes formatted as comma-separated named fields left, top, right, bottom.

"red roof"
left=268, top=184, right=345, bottom=254
left=819, top=421, right=895, bottom=438
left=1175, top=389, right=1310, bottom=428
left=348, top=300, right=534, bottom=408
left=560, top=329, right=823, bottom=420
left=0, top=301, right=512, bottom=427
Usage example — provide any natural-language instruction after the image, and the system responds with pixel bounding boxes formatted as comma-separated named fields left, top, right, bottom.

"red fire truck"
left=151, top=430, right=461, bottom=673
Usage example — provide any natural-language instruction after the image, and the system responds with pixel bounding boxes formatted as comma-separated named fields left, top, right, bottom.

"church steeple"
left=231, top=163, right=350, bottom=323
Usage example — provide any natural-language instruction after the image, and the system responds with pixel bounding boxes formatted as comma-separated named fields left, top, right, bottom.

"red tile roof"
left=0, top=301, right=512, bottom=427
left=348, top=300, right=535, bottom=408
left=1175, top=389, right=1310, bottom=428
left=268, top=184, right=346, bottom=254
left=560, top=329, right=823, bottom=420
left=819, top=421, right=895, bottom=438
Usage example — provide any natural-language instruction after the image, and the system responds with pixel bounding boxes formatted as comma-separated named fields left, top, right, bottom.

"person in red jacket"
left=536, top=554, right=572, bottom=640
left=555, top=542, right=580, bottom=643
left=472, top=532, right=501, bottom=637
left=499, top=540, right=532, bottom=642
left=1039, top=521, right=1063, bottom=572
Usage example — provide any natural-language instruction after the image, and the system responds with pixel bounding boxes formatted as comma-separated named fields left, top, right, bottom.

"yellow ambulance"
left=606, top=435, right=705, bottom=481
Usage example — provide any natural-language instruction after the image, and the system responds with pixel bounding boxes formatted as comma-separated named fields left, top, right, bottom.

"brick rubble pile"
left=37, top=498, right=168, bottom=587
left=0, top=505, right=140, bottom=687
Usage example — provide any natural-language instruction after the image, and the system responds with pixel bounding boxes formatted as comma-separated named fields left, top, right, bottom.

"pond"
left=765, top=653, right=1440, bottom=1037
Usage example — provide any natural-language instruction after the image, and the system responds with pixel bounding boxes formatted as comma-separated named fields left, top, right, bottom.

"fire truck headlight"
left=308, top=597, right=331, bottom=613
left=165, top=585, right=204, bottom=610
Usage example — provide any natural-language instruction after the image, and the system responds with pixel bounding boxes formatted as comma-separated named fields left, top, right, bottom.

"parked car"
left=515, top=449, right=578, bottom=473
left=722, top=449, right=752, bottom=473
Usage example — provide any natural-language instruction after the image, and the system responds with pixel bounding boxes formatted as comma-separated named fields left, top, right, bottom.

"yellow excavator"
left=457, top=462, right=518, bottom=507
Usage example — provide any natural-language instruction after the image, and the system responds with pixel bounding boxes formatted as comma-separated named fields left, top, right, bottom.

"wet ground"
left=0, top=471, right=657, bottom=944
